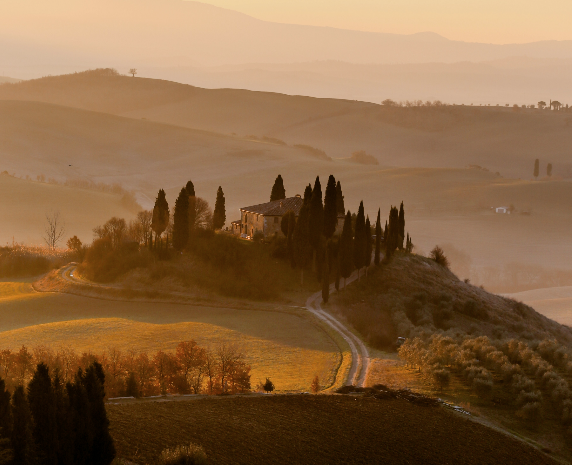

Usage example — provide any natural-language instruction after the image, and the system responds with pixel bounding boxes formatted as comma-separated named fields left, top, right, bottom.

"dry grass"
left=0, top=286, right=340, bottom=392
left=107, top=395, right=558, bottom=465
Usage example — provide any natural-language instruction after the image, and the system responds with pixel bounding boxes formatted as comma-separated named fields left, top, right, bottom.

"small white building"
left=495, top=206, right=510, bottom=214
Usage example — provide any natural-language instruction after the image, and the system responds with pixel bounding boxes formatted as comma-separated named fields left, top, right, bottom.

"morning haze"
left=1, top=1, right=572, bottom=463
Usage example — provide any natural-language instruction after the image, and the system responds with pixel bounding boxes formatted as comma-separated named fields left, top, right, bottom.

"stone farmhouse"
left=232, top=195, right=345, bottom=239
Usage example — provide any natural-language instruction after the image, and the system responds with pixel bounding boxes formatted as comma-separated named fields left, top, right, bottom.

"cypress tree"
left=308, top=177, right=324, bottom=271
left=534, top=159, right=540, bottom=179
left=323, top=175, right=338, bottom=238
left=374, top=209, right=381, bottom=265
left=213, top=186, right=226, bottom=230
left=386, top=206, right=399, bottom=258
left=335, top=181, right=345, bottom=215
left=67, top=376, right=92, bottom=465
left=281, top=211, right=296, bottom=266
left=11, top=386, right=33, bottom=465
left=365, top=216, right=373, bottom=275
left=186, top=181, right=196, bottom=236
left=398, top=201, right=405, bottom=250
left=547, top=163, right=553, bottom=177
left=303, top=184, right=313, bottom=205
left=53, top=372, right=73, bottom=465
left=172, top=188, right=190, bottom=251
left=322, top=242, right=330, bottom=304
left=82, top=363, right=115, bottom=465
left=151, top=189, right=170, bottom=248
left=339, top=212, right=353, bottom=288
left=292, top=204, right=312, bottom=285
left=353, top=201, right=366, bottom=278
left=0, top=379, right=11, bottom=441
left=27, top=363, right=58, bottom=465
left=185, top=180, right=195, bottom=197
left=270, top=175, right=286, bottom=201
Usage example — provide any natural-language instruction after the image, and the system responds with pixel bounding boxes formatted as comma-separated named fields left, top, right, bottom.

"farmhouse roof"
left=241, top=196, right=304, bottom=216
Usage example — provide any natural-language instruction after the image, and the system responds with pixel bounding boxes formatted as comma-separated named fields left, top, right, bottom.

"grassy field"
left=107, top=395, right=557, bottom=465
left=0, top=282, right=340, bottom=392
left=0, top=172, right=139, bottom=246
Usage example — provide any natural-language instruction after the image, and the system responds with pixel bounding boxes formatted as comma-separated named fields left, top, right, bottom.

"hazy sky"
left=194, top=0, right=572, bottom=43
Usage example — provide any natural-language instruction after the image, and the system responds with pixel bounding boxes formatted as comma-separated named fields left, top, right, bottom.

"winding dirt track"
left=305, top=268, right=370, bottom=388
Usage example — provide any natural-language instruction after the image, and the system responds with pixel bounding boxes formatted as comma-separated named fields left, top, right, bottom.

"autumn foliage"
left=0, top=341, right=251, bottom=398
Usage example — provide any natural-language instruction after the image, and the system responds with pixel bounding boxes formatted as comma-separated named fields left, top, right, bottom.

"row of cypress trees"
left=0, top=362, right=115, bottom=465
left=271, top=174, right=412, bottom=303
left=151, top=181, right=227, bottom=252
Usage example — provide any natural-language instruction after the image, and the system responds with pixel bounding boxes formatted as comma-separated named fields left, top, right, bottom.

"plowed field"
left=108, top=395, right=557, bottom=465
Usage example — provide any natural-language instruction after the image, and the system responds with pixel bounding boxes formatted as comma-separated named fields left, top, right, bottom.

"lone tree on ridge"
left=547, top=163, right=553, bottom=177
left=129, top=68, right=137, bottom=77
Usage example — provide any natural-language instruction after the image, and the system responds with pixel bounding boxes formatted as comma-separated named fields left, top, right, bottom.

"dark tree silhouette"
left=534, top=159, right=540, bottom=179
left=67, top=376, right=92, bottom=465
left=270, top=175, right=286, bottom=201
left=281, top=211, right=296, bottom=266
left=335, top=181, right=345, bottom=215
left=11, top=386, right=33, bottom=465
left=430, top=246, right=450, bottom=268
left=303, top=184, right=313, bottom=205
left=308, top=177, right=324, bottom=251
left=364, top=216, right=372, bottom=275
left=293, top=203, right=312, bottom=285
left=151, top=189, right=169, bottom=247
left=27, top=363, right=58, bottom=465
left=129, top=68, right=137, bottom=77
left=339, top=212, right=353, bottom=287
left=186, top=180, right=196, bottom=237
left=386, top=206, right=399, bottom=258
left=374, top=209, right=381, bottom=265
left=398, top=201, right=405, bottom=250
left=173, top=188, right=190, bottom=251
left=213, top=186, right=226, bottom=230
left=0, top=379, right=11, bottom=441
left=53, top=372, right=72, bottom=465
left=263, top=378, right=275, bottom=394
left=323, top=175, right=338, bottom=238
left=185, top=180, right=195, bottom=197
left=82, top=363, right=116, bottom=465
left=322, top=242, right=330, bottom=303
left=547, top=163, right=553, bottom=177
left=353, top=201, right=366, bottom=278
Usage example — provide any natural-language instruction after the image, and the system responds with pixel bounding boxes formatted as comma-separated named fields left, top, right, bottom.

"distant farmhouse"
left=495, top=206, right=510, bottom=214
left=232, top=195, right=345, bottom=239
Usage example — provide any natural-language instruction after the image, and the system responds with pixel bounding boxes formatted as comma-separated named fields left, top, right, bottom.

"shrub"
left=432, top=367, right=450, bottom=391
left=159, top=443, right=207, bottom=465
left=429, top=246, right=449, bottom=268
left=517, top=402, right=542, bottom=422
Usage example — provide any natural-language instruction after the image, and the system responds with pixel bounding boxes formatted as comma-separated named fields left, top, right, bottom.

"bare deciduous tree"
left=129, top=68, right=137, bottom=77
left=43, top=211, right=65, bottom=250
left=191, top=197, right=213, bottom=231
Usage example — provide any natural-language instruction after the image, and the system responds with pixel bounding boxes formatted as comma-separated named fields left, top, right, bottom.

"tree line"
left=0, top=361, right=115, bottom=465
left=0, top=342, right=251, bottom=400
left=269, top=174, right=412, bottom=303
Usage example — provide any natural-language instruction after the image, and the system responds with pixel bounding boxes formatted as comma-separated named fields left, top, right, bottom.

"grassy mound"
left=334, top=253, right=572, bottom=350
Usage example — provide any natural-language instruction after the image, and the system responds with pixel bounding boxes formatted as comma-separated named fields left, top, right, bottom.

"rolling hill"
left=0, top=172, right=139, bottom=246
left=2, top=84, right=572, bottom=291
left=1, top=72, right=572, bottom=181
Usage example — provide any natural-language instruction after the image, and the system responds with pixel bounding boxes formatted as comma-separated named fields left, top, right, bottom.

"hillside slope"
left=1, top=72, right=571, bottom=180
left=0, top=173, right=139, bottom=245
